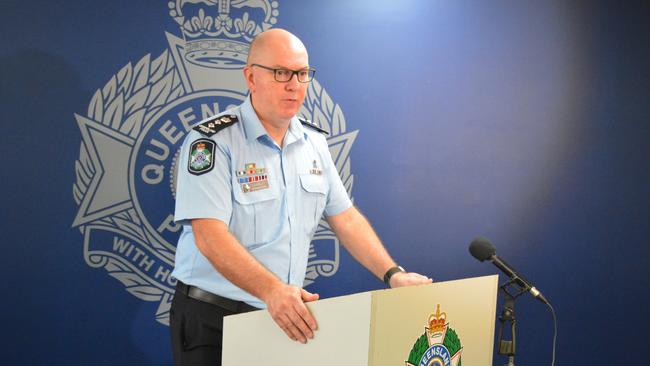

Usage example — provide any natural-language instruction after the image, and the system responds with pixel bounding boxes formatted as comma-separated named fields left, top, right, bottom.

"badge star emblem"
left=72, top=114, right=134, bottom=226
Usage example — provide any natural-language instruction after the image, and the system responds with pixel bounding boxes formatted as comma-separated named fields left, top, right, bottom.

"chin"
left=278, top=108, right=300, bottom=120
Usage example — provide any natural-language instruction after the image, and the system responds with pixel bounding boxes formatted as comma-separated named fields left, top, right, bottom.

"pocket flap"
left=299, top=174, right=327, bottom=195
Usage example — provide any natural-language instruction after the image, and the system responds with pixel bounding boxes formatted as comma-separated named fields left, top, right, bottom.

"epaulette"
left=298, top=116, right=329, bottom=135
left=192, top=114, right=239, bottom=137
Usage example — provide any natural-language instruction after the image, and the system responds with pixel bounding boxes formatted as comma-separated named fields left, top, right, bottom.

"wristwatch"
left=383, top=266, right=405, bottom=287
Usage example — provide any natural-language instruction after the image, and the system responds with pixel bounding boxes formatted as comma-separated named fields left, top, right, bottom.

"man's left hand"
left=389, top=272, right=433, bottom=288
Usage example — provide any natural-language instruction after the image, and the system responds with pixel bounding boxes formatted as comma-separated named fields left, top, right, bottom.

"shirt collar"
left=285, top=116, right=306, bottom=145
left=240, top=96, right=268, bottom=142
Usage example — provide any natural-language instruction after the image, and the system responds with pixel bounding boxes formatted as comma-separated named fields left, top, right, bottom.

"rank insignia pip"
left=298, top=116, right=329, bottom=135
left=188, top=139, right=215, bottom=175
left=236, top=163, right=269, bottom=193
left=193, top=114, right=239, bottom=137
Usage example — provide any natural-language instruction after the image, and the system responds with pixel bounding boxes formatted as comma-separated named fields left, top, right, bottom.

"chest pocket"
left=232, top=179, right=281, bottom=248
left=299, top=174, right=328, bottom=236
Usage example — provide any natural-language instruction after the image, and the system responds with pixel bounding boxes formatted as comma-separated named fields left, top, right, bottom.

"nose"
left=284, top=72, right=299, bottom=91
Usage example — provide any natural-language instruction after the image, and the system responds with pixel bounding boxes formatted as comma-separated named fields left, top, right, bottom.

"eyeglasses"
left=251, top=63, right=316, bottom=83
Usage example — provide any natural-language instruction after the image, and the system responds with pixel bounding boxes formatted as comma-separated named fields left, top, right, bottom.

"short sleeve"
left=174, top=131, right=233, bottom=225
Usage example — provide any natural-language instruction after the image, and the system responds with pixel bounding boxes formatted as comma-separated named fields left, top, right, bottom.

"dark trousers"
left=170, top=284, right=259, bottom=366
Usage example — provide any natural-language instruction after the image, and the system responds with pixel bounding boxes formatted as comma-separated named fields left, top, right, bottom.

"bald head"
left=247, top=28, right=308, bottom=66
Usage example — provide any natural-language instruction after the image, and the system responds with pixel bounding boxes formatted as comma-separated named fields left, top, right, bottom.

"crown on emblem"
left=427, top=304, right=447, bottom=333
left=168, top=0, right=279, bottom=68
left=196, top=142, right=206, bottom=150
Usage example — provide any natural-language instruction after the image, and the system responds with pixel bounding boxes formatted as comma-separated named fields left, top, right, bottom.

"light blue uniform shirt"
left=172, top=97, right=352, bottom=308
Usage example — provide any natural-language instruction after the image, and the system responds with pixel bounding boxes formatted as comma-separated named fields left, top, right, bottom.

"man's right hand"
left=264, top=283, right=319, bottom=343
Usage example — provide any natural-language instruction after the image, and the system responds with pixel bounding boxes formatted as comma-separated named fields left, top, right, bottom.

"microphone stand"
left=497, top=277, right=529, bottom=366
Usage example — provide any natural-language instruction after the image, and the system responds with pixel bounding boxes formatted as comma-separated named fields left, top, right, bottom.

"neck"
left=259, top=118, right=290, bottom=147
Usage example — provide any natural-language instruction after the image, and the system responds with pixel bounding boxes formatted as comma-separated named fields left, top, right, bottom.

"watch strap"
left=383, top=266, right=405, bottom=287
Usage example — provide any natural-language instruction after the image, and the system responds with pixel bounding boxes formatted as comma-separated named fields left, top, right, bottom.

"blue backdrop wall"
left=1, top=1, right=648, bottom=365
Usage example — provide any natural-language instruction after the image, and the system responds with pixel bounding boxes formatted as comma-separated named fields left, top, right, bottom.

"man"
left=170, top=28, right=432, bottom=366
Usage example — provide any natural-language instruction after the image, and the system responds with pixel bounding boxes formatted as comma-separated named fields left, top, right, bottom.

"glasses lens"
left=297, top=69, right=315, bottom=82
left=274, top=69, right=292, bottom=82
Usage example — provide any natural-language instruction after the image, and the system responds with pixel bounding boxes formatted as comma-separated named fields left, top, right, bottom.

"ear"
left=243, top=66, right=255, bottom=92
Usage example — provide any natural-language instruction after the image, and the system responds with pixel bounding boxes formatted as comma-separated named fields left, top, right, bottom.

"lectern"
left=223, top=275, right=498, bottom=366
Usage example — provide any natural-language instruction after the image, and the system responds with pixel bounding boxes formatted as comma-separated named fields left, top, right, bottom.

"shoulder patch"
left=299, top=116, right=329, bottom=135
left=188, top=139, right=216, bottom=175
left=192, top=114, right=239, bottom=137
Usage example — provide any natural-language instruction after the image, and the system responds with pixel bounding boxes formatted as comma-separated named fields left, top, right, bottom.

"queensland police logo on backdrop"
left=406, top=305, right=463, bottom=366
left=71, top=0, right=358, bottom=325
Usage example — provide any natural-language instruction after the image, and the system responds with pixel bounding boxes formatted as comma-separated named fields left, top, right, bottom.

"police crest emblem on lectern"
left=406, top=305, right=463, bottom=366
left=71, top=0, right=358, bottom=325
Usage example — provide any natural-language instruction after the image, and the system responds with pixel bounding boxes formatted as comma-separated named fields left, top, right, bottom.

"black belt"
left=175, top=281, right=259, bottom=313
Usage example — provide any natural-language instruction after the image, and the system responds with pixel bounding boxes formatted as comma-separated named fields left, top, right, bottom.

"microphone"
left=469, top=237, right=549, bottom=304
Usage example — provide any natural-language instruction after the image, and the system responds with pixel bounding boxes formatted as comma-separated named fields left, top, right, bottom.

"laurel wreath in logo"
left=73, top=47, right=357, bottom=323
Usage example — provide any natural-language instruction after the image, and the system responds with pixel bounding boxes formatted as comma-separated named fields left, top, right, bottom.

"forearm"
left=328, top=207, right=433, bottom=288
left=191, top=218, right=282, bottom=303
left=327, top=207, right=396, bottom=280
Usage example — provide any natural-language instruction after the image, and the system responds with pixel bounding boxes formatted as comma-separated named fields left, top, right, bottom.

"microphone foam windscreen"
left=469, top=237, right=496, bottom=262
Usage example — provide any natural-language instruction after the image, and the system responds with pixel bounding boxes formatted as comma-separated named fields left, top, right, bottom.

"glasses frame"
left=250, top=63, right=316, bottom=83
